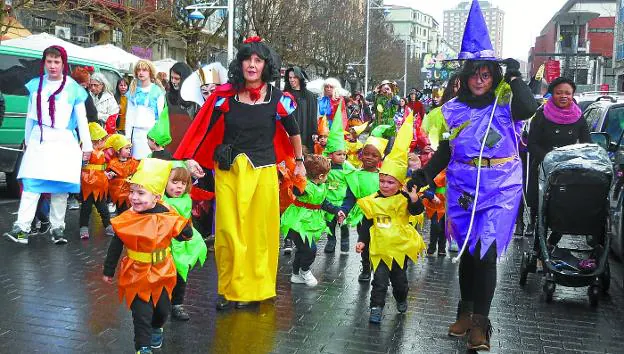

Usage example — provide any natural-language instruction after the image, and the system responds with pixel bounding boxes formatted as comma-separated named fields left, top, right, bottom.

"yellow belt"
left=127, top=248, right=170, bottom=264
left=83, top=164, right=106, bottom=171
left=467, top=156, right=516, bottom=168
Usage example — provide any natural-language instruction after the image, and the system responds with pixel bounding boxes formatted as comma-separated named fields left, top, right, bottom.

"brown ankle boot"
left=448, top=312, right=472, bottom=337
left=468, top=314, right=492, bottom=351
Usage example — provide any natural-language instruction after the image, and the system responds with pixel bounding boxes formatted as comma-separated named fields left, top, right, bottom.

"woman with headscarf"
left=90, top=72, right=119, bottom=125
left=175, top=36, right=305, bottom=309
left=284, top=66, right=318, bottom=152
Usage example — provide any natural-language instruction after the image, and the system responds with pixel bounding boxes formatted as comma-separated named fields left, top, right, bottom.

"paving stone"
left=1, top=199, right=624, bottom=353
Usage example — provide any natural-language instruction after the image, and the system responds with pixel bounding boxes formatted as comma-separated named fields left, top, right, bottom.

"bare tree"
left=170, top=0, right=227, bottom=68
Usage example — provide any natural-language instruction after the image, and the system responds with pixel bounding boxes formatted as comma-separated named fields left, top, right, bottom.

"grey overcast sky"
left=386, top=0, right=569, bottom=60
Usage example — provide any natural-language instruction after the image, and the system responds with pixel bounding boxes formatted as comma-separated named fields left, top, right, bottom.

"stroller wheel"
left=588, top=285, right=600, bottom=307
left=601, top=261, right=611, bottom=294
left=519, top=252, right=529, bottom=286
left=543, top=281, right=555, bottom=303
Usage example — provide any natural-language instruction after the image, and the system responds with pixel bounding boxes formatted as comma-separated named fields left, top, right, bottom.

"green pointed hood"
left=147, top=101, right=171, bottom=147
left=324, top=101, right=346, bottom=155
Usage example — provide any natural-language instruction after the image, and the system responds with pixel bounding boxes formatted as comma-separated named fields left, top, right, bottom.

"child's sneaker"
left=4, top=225, right=28, bottom=244
left=300, top=269, right=318, bottom=287
left=150, top=328, right=163, bottom=349
left=79, top=227, right=90, bottom=240
left=68, top=197, right=80, bottom=210
left=396, top=301, right=408, bottom=313
left=107, top=202, right=117, bottom=214
left=449, top=240, right=459, bottom=252
left=105, top=225, right=115, bottom=237
left=50, top=228, right=68, bottom=245
left=136, top=347, right=152, bottom=354
left=290, top=272, right=305, bottom=284
left=172, top=304, right=190, bottom=321
left=369, top=307, right=383, bottom=324
left=340, top=241, right=350, bottom=255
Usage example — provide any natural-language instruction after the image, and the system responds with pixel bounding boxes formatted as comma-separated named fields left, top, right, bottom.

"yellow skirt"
left=214, top=154, right=280, bottom=301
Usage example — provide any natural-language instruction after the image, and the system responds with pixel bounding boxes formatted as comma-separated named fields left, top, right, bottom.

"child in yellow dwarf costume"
left=79, top=123, right=113, bottom=240
left=345, top=122, right=368, bottom=168
left=355, top=111, right=426, bottom=324
left=105, top=134, right=140, bottom=214
left=103, top=158, right=192, bottom=353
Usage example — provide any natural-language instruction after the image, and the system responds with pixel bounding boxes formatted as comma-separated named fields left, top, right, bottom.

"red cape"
left=174, top=84, right=295, bottom=169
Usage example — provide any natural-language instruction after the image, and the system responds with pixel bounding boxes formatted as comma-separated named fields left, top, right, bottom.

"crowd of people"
left=2, top=2, right=597, bottom=353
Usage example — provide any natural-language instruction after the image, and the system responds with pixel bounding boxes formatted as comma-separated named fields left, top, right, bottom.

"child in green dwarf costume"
left=341, top=133, right=388, bottom=283
left=323, top=101, right=355, bottom=254
left=163, top=161, right=208, bottom=320
left=280, top=154, right=346, bottom=287
left=147, top=101, right=174, bottom=161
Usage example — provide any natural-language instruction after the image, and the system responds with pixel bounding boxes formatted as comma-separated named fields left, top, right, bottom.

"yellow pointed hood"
left=88, top=122, right=107, bottom=141
left=363, top=136, right=388, bottom=158
left=379, top=111, right=414, bottom=182
left=127, top=158, right=172, bottom=196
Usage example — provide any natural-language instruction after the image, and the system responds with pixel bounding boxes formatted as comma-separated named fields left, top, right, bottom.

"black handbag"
left=214, top=144, right=234, bottom=171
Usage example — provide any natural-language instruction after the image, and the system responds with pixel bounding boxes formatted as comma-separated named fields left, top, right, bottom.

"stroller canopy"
left=540, top=144, right=612, bottom=189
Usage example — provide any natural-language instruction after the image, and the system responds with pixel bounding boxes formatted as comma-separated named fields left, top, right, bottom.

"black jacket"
left=526, top=107, right=590, bottom=208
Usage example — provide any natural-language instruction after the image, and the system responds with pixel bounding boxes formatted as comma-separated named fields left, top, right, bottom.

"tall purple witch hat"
left=457, top=0, right=497, bottom=60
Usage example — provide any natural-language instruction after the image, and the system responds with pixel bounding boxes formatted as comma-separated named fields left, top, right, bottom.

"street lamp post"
left=403, top=39, right=418, bottom=95
left=186, top=1, right=235, bottom=63
left=365, top=0, right=390, bottom=94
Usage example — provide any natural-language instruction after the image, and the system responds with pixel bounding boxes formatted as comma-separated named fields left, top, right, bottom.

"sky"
left=386, top=0, right=570, bottom=61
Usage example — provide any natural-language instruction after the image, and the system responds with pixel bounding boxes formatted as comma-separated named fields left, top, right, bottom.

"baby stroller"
left=519, top=144, right=612, bottom=306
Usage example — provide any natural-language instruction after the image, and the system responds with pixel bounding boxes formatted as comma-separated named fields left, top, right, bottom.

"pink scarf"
left=543, top=99, right=582, bottom=125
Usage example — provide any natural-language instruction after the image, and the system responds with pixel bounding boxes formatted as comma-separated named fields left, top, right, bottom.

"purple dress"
left=442, top=97, right=522, bottom=258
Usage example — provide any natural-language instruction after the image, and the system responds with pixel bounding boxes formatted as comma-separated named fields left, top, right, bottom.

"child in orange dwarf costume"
left=103, top=158, right=192, bottom=353
left=79, top=123, right=113, bottom=239
left=314, top=116, right=329, bottom=155
left=105, top=134, right=140, bottom=214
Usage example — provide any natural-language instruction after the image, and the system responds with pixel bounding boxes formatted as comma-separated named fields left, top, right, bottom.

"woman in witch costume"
left=175, top=36, right=305, bottom=309
left=408, top=0, right=537, bottom=351
left=284, top=66, right=318, bottom=152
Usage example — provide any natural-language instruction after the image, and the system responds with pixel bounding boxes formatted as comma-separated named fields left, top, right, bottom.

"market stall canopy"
left=1, top=32, right=97, bottom=60
left=154, top=58, right=178, bottom=75
left=0, top=16, right=31, bottom=41
left=84, top=44, right=141, bottom=71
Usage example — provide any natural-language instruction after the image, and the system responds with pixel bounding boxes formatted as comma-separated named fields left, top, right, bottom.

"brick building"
left=528, top=0, right=616, bottom=88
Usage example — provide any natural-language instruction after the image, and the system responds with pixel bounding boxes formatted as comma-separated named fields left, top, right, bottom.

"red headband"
left=243, top=36, right=263, bottom=44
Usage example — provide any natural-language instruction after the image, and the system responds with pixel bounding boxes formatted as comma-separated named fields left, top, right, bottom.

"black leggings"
left=370, top=259, right=408, bottom=308
left=289, top=230, right=317, bottom=273
left=130, top=289, right=171, bottom=350
left=428, top=215, right=446, bottom=253
left=357, top=222, right=370, bottom=271
left=327, top=218, right=350, bottom=246
left=80, top=195, right=111, bottom=228
left=171, top=273, right=186, bottom=306
left=458, top=240, right=497, bottom=317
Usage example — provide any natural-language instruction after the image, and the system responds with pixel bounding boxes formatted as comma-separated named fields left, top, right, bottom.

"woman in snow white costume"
left=175, top=36, right=305, bottom=309
left=4, top=45, right=92, bottom=245
left=125, top=60, right=166, bottom=159
left=408, top=1, right=537, bottom=351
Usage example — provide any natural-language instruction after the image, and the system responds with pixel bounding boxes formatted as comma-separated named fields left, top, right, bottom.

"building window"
left=112, top=29, right=123, bottom=44
left=33, top=17, right=48, bottom=29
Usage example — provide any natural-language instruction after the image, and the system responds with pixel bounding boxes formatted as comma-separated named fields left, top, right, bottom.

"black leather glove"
left=502, top=58, right=521, bottom=83
left=406, top=169, right=431, bottom=193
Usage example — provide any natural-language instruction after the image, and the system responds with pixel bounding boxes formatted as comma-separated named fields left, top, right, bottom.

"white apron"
left=18, top=125, right=82, bottom=185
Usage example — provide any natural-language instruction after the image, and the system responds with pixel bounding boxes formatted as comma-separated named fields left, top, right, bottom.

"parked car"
left=576, top=92, right=624, bottom=113
left=0, top=44, right=122, bottom=197
left=585, top=98, right=624, bottom=259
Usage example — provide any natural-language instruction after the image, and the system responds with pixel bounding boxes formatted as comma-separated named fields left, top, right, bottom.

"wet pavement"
left=1, top=197, right=624, bottom=353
